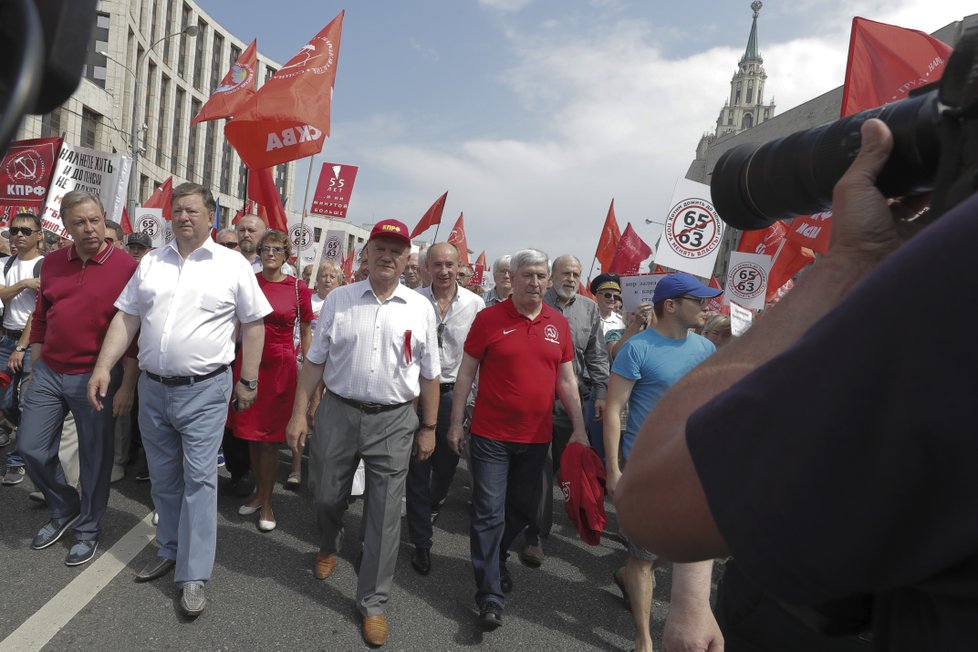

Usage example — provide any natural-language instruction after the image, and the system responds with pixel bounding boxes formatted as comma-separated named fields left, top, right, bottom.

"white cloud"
left=477, top=0, right=534, bottom=13
left=334, top=1, right=975, bottom=271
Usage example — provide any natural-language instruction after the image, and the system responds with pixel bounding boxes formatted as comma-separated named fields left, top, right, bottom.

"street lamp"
left=126, top=24, right=198, bottom=217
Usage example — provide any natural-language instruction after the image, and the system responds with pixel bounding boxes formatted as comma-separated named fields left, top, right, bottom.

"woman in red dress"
left=235, top=230, right=313, bottom=532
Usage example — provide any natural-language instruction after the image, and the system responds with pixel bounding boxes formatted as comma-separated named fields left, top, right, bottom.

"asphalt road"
left=0, top=451, right=677, bottom=651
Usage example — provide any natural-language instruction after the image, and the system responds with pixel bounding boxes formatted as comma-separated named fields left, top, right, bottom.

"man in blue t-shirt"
left=603, top=272, right=721, bottom=652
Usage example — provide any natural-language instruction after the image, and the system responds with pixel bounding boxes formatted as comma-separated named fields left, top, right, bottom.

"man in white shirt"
left=286, top=219, right=440, bottom=648
left=0, top=213, right=43, bottom=485
left=89, top=183, right=271, bottom=617
left=406, top=242, right=484, bottom=576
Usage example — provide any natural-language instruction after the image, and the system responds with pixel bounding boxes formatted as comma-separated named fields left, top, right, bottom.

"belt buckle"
left=360, top=402, right=383, bottom=414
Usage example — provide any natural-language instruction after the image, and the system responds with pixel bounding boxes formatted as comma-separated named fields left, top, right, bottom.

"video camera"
left=710, top=25, right=978, bottom=231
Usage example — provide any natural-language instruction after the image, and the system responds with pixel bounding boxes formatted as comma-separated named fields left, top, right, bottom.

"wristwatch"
left=239, top=378, right=258, bottom=390
left=14, top=345, right=27, bottom=353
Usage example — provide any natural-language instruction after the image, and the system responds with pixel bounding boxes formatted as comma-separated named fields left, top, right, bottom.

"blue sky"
left=200, top=0, right=974, bottom=273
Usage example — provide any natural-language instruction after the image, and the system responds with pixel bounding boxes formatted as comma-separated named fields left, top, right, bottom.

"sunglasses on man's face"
left=219, top=241, right=239, bottom=249
left=9, top=227, right=36, bottom=236
left=600, top=292, right=621, bottom=301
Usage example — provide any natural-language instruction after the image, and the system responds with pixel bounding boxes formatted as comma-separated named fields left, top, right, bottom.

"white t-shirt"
left=310, top=293, right=326, bottom=332
left=3, top=255, right=42, bottom=330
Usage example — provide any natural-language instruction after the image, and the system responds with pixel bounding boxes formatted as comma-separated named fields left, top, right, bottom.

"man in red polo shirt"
left=447, top=247, right=588, bottom=630
left=19, top=190, right=138, bottom=567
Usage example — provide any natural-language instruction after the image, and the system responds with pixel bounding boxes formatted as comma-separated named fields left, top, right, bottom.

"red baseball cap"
left=369, top=219, right=411, bottom=246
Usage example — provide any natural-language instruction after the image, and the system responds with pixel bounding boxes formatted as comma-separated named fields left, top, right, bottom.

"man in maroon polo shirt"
left=447, top=248, right=589, bottom=630
left=19, top=190, right=139, bottom=567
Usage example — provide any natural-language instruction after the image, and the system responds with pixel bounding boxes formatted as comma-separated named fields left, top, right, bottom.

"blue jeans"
left=0, top=335, right=32, bottom=469
left=19, top=358, right=121, bottom=539
left=469, top=433, right=549, bottom=608
left=138, top=368, right=232, bottom=586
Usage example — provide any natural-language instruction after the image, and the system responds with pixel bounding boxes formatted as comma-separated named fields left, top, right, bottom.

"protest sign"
left=133, top=207, right=168, bottom=248
left=724, top=252, right=772, bottom=310
left=620, top=274, right=668, bottom=312
left=730, top=302, right=754, bottom=336
left=310, top=162, right=358, bottom=218
left=41, top=143, right=131, bottom=235
left=655, top=178, right=725, bottom=278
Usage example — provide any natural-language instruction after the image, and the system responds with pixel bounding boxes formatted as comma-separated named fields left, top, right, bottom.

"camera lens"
left=710, top=89, right=942, bottom=230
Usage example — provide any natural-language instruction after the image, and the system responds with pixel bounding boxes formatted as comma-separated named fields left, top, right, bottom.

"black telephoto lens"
left=710, top=88, right=942, bottom=230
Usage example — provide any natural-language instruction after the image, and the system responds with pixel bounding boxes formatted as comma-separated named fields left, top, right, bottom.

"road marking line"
left=0, top=512, right=155, bottom=652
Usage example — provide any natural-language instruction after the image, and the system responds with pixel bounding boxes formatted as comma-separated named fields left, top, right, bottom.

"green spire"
left=741, top=1, right=762, bottom=63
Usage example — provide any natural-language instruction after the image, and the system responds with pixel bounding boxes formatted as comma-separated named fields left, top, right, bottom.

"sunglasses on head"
left=9, top=226, right=36, bottom=236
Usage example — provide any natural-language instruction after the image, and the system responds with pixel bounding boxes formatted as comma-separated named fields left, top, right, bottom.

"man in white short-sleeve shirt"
left=286, top=219, right=440, bottom=647
left=90, top=183, right=271, bottom=618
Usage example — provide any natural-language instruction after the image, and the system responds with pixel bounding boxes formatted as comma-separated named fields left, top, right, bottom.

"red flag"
left=142, top=177, right=173, bottom=220
left=121, top=207, right=133, bottom=234
left=447, top=213, right=469, bottom=267
left=784, top=211, right=832, bottom=255
left=594, top=199, right=621, bottom=273
left=341, top=247, right=355, bottom=280
left=0, top=137, right=62, bottom=222
left=841, top=17, right=952, bottom=118
left=736, top=221, right=786, bottom=256
left=224, top=12, right=344, bottom=169
left=247, top=166, right=288, bottom=233
left=608, top=223, right=652, bottom=275
left=193, top=39, right=258, bottom=125
left=578, top=281, right=595, bottom=300
left=232, top=209, right=245, bottom=225
left=766, top=240, right=815, bottom=302
left=411, top=191, right=448, bottom=238
left=475, top=251, right=486, bottom=269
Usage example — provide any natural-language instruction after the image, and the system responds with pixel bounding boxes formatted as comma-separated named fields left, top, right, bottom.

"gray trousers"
left=309, top=392, right=418, bottom=616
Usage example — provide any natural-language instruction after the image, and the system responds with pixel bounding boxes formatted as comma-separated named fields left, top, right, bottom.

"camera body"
left=710, top=26, right=978, bottom=231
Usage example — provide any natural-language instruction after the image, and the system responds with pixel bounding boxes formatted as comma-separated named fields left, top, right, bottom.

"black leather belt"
left=328, top=390, right=410, bottom=415
left=4, top=328, right=23, bottom=340
left=440, top=382, right=455, bottom=393
left=146, top=364, right=229, bottom=387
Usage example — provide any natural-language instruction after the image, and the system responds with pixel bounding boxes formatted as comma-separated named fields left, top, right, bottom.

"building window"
left=742, top=113, right=753, bottom=129
left=143, top=62, right=157, bottom=160
left=764, top=108, right=770, bottom=119
left=172, top=88, right=185, bottom=174
left=220, top=141, right=232, bottom=194
left=188, top=99, right=200, bottom=181
left=40, top=107, right=64, bottom=138
left=178, top=4, right=191, bottom=76
left=157, top=76, right=171, bottom=166
left=210, top=33, right=225, bottom=91
left=237, top=160, right=247, bottom=199
left=746, top=83, right=754, bottom=104
left=162, top=0, right=174, bottom=63
left=313, top=227, right=322, bottom=242
left=81, top=109, right=100, bottom=148
left=140, top=174, right=150, bottom=204
left=202, top=122, right=215, bottom=187
left=275, top=164, right=287, bottom=204
left=193, top=20, right=208, bottom=90
left=229, top=44, right=241, bottom=67
left=727, top=111, right=733, bottom=126
left=83, top=12, right=110, bottom=89
left=150, top=0, right=158, bottom=42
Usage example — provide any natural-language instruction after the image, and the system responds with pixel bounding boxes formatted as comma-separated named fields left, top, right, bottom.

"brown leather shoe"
left=314, top=552, right=337, bottom=580
left=362, top=614, right=389, bottom=647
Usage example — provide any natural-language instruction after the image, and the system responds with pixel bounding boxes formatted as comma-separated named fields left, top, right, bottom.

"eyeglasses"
left=258, top=245, right=285, bottom=255
left=9, top=227, right=36, bottom=236
left=600, top=292, right=621, bottom=301
left=219, top=241, right=239, bottom=249
left=676, top=295, right=709, bottom=306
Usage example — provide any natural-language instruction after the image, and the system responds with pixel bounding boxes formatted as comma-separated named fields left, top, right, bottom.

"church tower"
left=695, top=2, right=776, bottom=158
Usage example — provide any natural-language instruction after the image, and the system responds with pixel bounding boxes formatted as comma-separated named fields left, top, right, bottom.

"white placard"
left=730, top=302, right=753, bottom=336
left=132, top=207, right=168, bottom=248
left=620, top=273, right=668, bottom=311
left=723, top=252, right=772, bottom=310
left=321, top=229, right=345, bottom=263
left=287, top=216, right=323, bottom=272
left=653, top=178, right=726, bottom=278
left=41, top=143, right=131, bottom=235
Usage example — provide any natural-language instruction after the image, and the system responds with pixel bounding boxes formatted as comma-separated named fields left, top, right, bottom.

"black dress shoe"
left=135, top=556, right=175, bottom=582
left=411, top=547, right=431, bottom=575
left=478, top=601, right=503, bottom=629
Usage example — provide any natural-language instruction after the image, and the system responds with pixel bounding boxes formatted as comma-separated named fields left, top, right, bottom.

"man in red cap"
left=287, top=219, right=440, bottom=648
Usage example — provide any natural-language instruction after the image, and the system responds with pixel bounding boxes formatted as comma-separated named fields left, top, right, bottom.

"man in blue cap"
left=603, top=272, right=723, bottom=652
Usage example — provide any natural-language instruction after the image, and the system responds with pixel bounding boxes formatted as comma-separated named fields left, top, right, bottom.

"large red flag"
left=142, top=176, right=173, bottom=220
left=447, top=213, right=469, bottom=267
left=341, top=247, right=355, bottom=280
left=766, top=240, right=815, bottom=302
left=736, top=220, right=786, bottom=256
left=411, top=191, right=448, bottom=238
left=608, top=223, right=652, bottom=275
left=120, top=207, right=133, bottom=234
left=192, top=39, right=258, bottom=125
left=840, top=17, right=952, bottom=118
left=225, top=12, right=344, bottom=169
left=246, top=166, right=289, bottom=233
left=784, top=211, right=832, bottom=255
left=475, top=251, right=486, bottom=268
left=594, top=199, right=621, bottom=273
left=0, top=137, right=62, bottom=224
